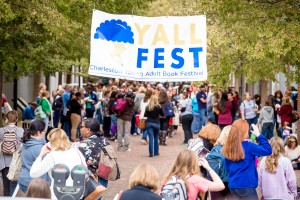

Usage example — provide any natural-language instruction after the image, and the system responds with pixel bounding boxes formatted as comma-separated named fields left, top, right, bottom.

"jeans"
left=210, top=182, right=232, bottom=200
left=63, top=121, right=71, bottom=139
left=181, top=114, right=193, bottom=143
left=1, top=167, right=17, bottom=196
left=98, top=178, right=108, bottom=200
left=141, top=129, right=147, bottom=140
left=97, top=109, right=103, bottom=124
left=262, top=122, right=274, bottom=140
left=230, top=188, right=258, bottom=200
left=53, top=111, right=61, bottom=128
left=246, top=116, right=258, bottom=136
left=130, top=112, right=137, bottom=134
left=19, top=183, right=28, bottom=193
left=191, top=111, right=201, bottom=134
left=117, top=118, right=131, bottom=150
left=199, top=109, right=206, bottom=131
left=146, top=122, right=160, bottom=156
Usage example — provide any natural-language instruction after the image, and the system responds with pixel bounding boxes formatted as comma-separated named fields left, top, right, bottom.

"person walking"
left=258, top=99, right=274, bottom=140
left=240, top=92, right=258, bottom=135
left=144, top=95, right=164, bottom=157
left=222, top=119, right=272, bottom=199
left=179, top=92, right=193, bottom=145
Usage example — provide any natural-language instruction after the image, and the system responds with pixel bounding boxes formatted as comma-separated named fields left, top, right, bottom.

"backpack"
left=161, top=176, right=188, bottom=200
left=188, top=138, right=204, bottom=154
left=164, top=102, right=175, bottom=118
left=1, top=126, right=18, bottom=155
left=97, top=143, right=121, bottom=181
left=206, top=145, right=228, bottom=182
left=112, top=98, right=126, bottom=115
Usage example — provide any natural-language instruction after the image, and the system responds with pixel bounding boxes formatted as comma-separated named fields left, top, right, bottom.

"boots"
left=159, top=131, right=163, bottom=145
left=161, top=131, right=168, bottom=146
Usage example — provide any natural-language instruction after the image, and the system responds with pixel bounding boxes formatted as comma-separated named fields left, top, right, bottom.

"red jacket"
left=278, top=105, right=293, bottom=126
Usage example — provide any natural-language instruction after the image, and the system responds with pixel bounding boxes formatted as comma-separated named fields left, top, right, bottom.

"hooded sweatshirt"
left=18, top=138, right=50, bottom=187
left=258, top=106, right=274, bottom=126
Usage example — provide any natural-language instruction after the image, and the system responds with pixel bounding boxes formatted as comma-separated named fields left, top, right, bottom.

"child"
left=26, top=178, right=51, bottom=199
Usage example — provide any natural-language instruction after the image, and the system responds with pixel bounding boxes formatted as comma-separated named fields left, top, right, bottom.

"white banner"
left=89, top=10, right=207, bottom=81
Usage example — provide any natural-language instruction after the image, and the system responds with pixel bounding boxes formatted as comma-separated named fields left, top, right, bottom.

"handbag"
left=34, top=105, right=46, bottom=120
left=291, top=111, right=299, bottom=123
left=75, top=149, right=107, bottom=200
left=84, top=175, right=107, bottom=200
left=137, top=119, right=146, bottom=129
left=7, top=144, right=22, bottom=181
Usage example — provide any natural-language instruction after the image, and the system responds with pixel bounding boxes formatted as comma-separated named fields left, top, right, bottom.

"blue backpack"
left=164, top=102, right=175, bottom=118
left=206, top=145, right=228, bottom=182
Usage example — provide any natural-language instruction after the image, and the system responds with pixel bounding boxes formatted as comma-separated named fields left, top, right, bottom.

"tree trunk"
left=33, top=72, right=40, bottom=102
left=0, top=71, right=3, bottom=127
left=45, top=74, right=50, bottom=90
left=66, top=66, right=72, bottom=84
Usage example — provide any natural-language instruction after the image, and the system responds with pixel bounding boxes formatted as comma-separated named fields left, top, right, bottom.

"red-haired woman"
left=222, top=119, right=272, bottom=199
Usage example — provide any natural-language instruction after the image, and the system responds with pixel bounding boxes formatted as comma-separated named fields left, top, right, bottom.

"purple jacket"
left=258, top=156, right=297, bottom=200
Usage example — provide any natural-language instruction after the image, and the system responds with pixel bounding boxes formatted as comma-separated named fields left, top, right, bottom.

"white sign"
left=89, top=10, right=207, bottom=81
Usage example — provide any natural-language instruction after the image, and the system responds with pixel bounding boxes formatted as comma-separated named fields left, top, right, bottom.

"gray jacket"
left=0, top=125, right=24, bottom=170
left=258, top=106, right=274, bottom=126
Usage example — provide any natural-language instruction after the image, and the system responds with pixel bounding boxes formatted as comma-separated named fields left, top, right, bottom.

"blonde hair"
left=147, top=95, right=159, bottom=111
left=26, top=178, right=51, bottom=199
left=215, top=125, right=232, bottom=146
left=281, top=96, right=291, bottom=106
left=47, top=128, right=71, bottom=151
left=6, top=110, right=18, bottom=123
left=137, top=86, right=147, bottom=94
left=129, top=164, right=160, bottom=192
left=198, top=124, right=221, bottom=145
left=165, top=150, right=200, bottom=189
left=265, top=137, right=285, bottom=173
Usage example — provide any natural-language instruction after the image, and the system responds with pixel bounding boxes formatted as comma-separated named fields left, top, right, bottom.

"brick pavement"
left=1, top=126, right=300, bottom=199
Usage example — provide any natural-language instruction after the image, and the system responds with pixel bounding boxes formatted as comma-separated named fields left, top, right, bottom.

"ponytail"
left=22, top=120, right=46, bottom=143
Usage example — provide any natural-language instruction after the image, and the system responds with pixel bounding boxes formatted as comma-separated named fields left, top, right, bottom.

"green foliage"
left=145, top=0, right=300, bottom=86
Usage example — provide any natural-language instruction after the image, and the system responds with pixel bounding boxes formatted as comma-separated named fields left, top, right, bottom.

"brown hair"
left=198, top=124, right=221, bottom=145
left=222, top=119, right=249, bottom=161
left=26, top=178, right=51, bottom=199
left=281, top=96, right=291, bottom=106
left=41, top=91, right=49, bottom=98
left=287, top=135, right=298, bottom=148
left=158, top=91, right=169, bottom=103
left=129, top=164, right=160, bottom=192
left=143, top=90, right=153, bottom=103
left=274, top=90, right=283, bottom=99
left=6, top=110, right=18, bottom=123
left=265, top=137, right=285, bottom=174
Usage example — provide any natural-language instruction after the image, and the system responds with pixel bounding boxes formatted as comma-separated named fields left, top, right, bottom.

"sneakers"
left=140, top=139, right=148, bottom=145
left=133, top=133, right=137, bottom=136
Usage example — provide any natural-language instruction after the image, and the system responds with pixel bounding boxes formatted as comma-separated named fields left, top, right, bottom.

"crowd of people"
left=0, top=79, right=299, bottom=200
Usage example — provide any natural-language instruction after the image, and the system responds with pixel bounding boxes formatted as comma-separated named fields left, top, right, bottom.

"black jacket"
left=120, top=185, right=162, bottom=200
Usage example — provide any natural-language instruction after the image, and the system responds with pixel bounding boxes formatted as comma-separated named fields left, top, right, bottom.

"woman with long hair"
left=139, top=90, right=153, bottom=144
left=18, top=120, right=50, bottom=193
left=259, top=137, right=297, bottom=199
left=222, top=119, right=272, bottom=199
left=158, top=91, right=171, bottom=145
left=30, top=128, right=86, bottom=199
left=144, top=95, right=164, bottom=157
left=274, top=90, right=283, bottom=129
left=217, top=92, right=233, bottom=130
left=277, top=96, right=293, bottom=127
left=161, top=150, right=224, bottom=200
left=285, top=135, right=300, bottom=169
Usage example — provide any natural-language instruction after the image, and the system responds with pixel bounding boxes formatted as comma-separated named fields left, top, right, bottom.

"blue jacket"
left=84, top=92, right=98, bottom=111
left=22, top=106, right=35, bottom=121
left=18, top=138, right=50, bottom=188
left=120, top=185, right=162, bottom=200
left=225, top=135, right=272, bottom=189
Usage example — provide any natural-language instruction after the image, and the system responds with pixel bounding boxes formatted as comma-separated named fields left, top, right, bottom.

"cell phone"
left=250, top=134, right=257, bottom=141
left=198, top=147, right=210, bottom=158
